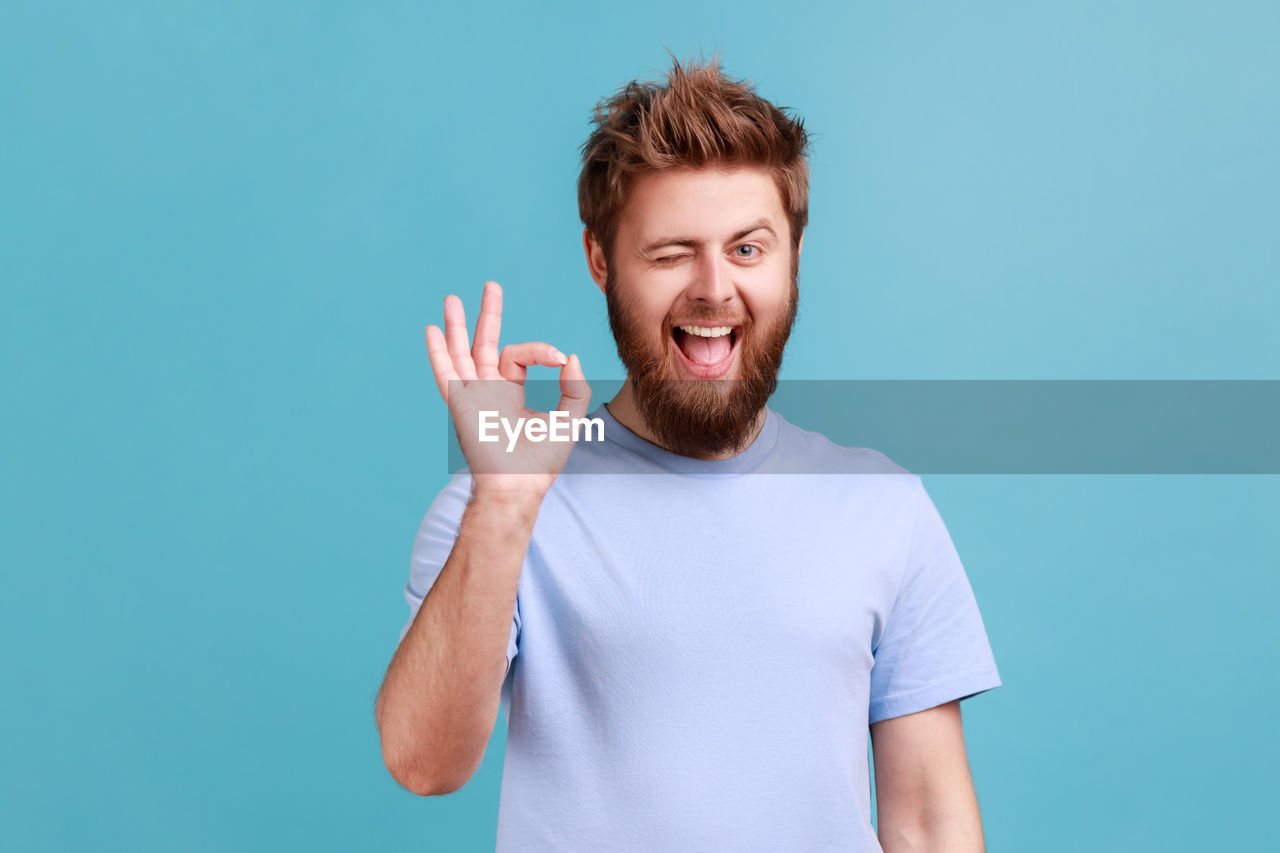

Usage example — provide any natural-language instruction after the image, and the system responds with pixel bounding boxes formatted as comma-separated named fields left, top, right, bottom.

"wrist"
left=468, top=476, right=550, bottom=510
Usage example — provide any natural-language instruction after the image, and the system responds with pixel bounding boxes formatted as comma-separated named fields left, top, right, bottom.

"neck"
left=605, top=378, right=769, bottom=461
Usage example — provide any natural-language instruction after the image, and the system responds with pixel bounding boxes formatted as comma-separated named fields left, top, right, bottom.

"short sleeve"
left=396, top=470, right=521, bottom=673
left=867, top=475, right=1001, bottom=724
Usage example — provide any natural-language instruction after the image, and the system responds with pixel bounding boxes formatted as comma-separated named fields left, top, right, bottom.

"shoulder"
left=769, top=408, right=916, bottom=478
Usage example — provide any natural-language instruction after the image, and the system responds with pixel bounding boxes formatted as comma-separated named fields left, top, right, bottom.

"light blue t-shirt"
left=398, top=403, right=1001, bottom=851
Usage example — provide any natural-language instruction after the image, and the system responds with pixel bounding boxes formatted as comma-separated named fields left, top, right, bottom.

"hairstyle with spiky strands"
left=578, top=49, right=811, bottom=269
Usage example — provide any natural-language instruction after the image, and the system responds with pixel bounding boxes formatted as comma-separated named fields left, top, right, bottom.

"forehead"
left=619, top=166, right=788, bottom=245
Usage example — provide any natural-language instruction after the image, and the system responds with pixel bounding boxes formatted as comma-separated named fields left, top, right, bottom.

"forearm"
left=877, top=804, right=986, bottom=852
left=872, top=700, right=987, bottom=852
left=376, top=487, right=541, bottom=795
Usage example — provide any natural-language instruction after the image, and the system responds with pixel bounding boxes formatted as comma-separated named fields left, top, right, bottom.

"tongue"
left=680, top=331, right=732, bottom=366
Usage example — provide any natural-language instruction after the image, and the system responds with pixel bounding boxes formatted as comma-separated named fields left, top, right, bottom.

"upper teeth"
left=678, top=325, right=733, bottom=338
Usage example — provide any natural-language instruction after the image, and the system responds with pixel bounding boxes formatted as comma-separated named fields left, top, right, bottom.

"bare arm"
left=375, top=487, right=541, bottom=796
left=870, top=700, right=987, bottom=852
left=375, top=281, right=588, bottom=797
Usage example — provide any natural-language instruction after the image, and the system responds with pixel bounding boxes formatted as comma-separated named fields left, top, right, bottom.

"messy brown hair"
left=577, top=50, right=811, bottom=269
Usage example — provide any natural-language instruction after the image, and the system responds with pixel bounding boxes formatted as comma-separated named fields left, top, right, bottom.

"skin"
left=380, top=165, right=988, bottom=849
left=584, top=165, right=798, bottom=458
left=871, top=701, right=988, bottom=851
left=377, top=283, right=589, bottom=795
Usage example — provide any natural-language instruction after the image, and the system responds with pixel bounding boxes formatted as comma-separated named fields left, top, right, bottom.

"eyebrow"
left=640, top=219, right=777, bottom=254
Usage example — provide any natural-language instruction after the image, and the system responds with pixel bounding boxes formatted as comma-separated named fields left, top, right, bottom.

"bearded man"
left=376, top=54, right=1002, bottom=853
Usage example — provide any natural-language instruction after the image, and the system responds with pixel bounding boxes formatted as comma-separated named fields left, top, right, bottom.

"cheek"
left=626, top=288, right=677, bottom=326
left=617, top=293, right=672, bottom=339
left=616, top=267, right=675, bottom=314
left=743, top=272, right=794, bottom=313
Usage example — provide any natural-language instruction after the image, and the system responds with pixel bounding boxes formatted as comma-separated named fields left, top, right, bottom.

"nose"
left=684, top=250, right=735, bottom=305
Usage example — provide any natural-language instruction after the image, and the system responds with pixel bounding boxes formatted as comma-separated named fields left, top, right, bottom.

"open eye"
left=734, top=244, right=761, bottom=259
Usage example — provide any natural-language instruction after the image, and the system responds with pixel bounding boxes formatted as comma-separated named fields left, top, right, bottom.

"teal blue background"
left=4, top=1, right=1277, bottom=850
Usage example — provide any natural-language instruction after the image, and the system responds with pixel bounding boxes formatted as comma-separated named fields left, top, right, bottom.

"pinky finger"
left=425, top=325, right=461, bottom=403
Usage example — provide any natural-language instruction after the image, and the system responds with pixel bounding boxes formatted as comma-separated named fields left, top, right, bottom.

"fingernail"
left=550, top=348, right=568, bottom=365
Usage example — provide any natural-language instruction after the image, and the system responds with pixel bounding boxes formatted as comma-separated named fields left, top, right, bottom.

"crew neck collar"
left=592, top=402, right=780, bottom=476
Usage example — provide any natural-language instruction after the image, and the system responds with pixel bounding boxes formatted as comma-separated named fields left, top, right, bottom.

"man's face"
left=591, top=165, right=801, bottom=457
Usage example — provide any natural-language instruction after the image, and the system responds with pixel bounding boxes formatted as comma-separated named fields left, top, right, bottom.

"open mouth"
left=671, top=324, right=742, bottom=378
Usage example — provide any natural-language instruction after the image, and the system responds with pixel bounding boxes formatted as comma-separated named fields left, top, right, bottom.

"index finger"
left=498, top=341, right=569, bottom=384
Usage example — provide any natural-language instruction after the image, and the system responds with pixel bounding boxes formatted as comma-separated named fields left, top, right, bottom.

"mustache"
left=604, top=273, right=799, bottom=458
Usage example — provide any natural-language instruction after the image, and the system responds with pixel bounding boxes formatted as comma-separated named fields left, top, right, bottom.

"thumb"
left=555, top=354, right=591, bottom=421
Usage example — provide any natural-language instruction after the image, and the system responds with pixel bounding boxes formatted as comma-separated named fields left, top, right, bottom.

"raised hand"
left=424, top=281, right=590, bottom=501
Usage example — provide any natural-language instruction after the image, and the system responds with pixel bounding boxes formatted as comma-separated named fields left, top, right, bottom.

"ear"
left=797, top=230, right=804, bottom=259
left=583, top=228, right=608, bottom=294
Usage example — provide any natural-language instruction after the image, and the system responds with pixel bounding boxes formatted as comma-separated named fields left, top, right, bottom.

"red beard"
left=605, top=270, right=798, bottom=458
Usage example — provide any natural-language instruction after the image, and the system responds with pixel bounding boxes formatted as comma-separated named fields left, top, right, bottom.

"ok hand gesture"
left=425, top=281, right=590, bottom=501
